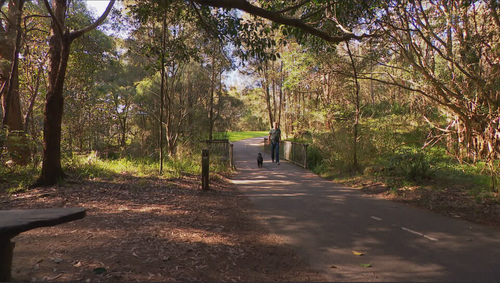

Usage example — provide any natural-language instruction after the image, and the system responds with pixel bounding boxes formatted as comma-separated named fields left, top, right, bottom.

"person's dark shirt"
left=269, top=128, right=281, bottom=143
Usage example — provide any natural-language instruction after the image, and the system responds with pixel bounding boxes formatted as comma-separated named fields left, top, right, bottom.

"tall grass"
left=1, top=143, right=233, bottom=192
left=0, top=164, right=39, bottom=193
left=63, top=151, right=160, bottom=180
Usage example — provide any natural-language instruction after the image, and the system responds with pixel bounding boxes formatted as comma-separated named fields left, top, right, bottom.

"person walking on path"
left=268, top=121, right=281, bottom=165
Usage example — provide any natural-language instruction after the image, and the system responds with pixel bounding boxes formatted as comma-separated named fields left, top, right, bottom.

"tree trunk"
left=36, top=0, right=114, bottom=185
left=38, top=35, right=72, bottom=185
left=159, top=17, right=166, bottom=173
left=278, top=61, right=283, bottom=126
left=346, top=42, right=360, bottom=173
left=1, top=0, right=28, bottom=165
left=36, top=0, right=71, bottom=185
left=263, top=62, right=274, bottom=127
left=23, top=65, right=42, bottom=134
left=208, top=51, right=216, bottom=141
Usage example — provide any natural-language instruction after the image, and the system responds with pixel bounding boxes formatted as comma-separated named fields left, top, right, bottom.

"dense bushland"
left=290, top=104, right=500, bottom=198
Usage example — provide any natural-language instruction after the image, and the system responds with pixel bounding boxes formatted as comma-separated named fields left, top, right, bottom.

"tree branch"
left=42, top=0, right=64, bottom=36
left=69, top=0, right=115, bottom=40
left=193, top=0, right=376, bottom=43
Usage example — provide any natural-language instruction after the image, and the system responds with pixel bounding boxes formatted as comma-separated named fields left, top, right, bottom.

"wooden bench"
left=0, top=207, right=86, bottom=281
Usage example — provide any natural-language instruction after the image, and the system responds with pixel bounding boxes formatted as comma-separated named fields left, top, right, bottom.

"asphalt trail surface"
left=230, top=137, right=500, bottom=282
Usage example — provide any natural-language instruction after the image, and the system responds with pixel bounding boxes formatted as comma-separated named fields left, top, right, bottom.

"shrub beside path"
left=231, top=137, right=500, bottom=282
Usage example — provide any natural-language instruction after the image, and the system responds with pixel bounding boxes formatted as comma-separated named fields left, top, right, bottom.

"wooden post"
left=0, top=237, right=15, bottom=282
left=229, top=143, right=234, bottom=169
left=304, top=144, right=309, bottom=169
left=202, top=149, right=209, bottom=190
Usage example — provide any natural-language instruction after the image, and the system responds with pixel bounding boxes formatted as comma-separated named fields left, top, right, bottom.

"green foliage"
left=164, top=155, right=201, bottom=177
left=62, top=151, right=158, bottom=180
left=235, top=88, right=270, bottom=131
left=427, top=147, right=498, bottom=193
left=0, top=164, right=39, bottom=193
left=237, top=113, right=268, bottom=131
left=165, top=141, right=233, bottom=177
left=385, top=148, right=434, bottom=181
left=0, top=127, right=7, bottom=162
left=306, top=145, right=324, bottom=172
left=298, top=114, right=432, bottom=179
left=54, top=144, right=233, bottom=182
left=361, top=101, right=410, bottom=117
left=308, top=114, right=498, bottom=197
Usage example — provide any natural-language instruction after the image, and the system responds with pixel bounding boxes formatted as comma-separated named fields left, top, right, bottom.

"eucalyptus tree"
left=206, top=41, right=233, bottom=141
left=0, top=0, right=29, bottom=165
left=193, top=0, right=379, bottom=45
left=373, top=0, right=500, bottom=163
left=193, top=0, right=381, bottom=130
left=19, top=0, right=50, bottom=141
left=34, top=0, right=115, bottom=185
left=128, top=0, right=207, bottom=170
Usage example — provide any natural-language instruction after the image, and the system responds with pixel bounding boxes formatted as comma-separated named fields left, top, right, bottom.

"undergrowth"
left=289, top=114, right=500, bottom=200
left=1, top=145, right=233, bottom=193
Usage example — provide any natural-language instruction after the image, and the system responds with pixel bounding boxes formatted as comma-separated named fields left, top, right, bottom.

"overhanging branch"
left=193, top=0, right=377, bottom=43
left=42, top=0, right=64, bottom=36
left=70, top=0, right=115, bottom=40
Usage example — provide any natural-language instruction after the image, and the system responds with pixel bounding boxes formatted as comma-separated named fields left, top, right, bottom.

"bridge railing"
left=200, top=139, right=234, bottom=169
left=263, top=138, right=308, bottom=168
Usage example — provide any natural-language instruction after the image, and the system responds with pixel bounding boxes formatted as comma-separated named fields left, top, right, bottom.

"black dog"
left=257, top=153, right=263, bottom=168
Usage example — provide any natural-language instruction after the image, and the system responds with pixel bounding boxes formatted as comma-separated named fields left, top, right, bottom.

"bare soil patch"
left=1, top=175, right=325, bottom=282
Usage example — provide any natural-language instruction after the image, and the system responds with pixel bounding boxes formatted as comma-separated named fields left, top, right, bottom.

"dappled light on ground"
left=231, top=137, right=500, bottom=282
left=231, top=179, right=298, bottom=185
left=1, top=175, right=325, bottom=282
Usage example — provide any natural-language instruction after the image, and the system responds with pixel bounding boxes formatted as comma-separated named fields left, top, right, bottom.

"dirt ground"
left=0, top=175, right=326, bottom=282
left=3, top=172, right=500, bottom=282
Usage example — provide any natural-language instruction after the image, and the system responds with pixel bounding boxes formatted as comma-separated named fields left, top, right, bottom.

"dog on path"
left=257, top=153, right=263, bottom=168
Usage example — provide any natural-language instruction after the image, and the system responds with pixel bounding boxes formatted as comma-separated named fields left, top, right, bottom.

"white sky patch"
left=85, top=0, right=111, bottom=17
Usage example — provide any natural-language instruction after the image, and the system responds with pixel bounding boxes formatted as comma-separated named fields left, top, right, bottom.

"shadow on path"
left=230, top=137, right=500, bottom=282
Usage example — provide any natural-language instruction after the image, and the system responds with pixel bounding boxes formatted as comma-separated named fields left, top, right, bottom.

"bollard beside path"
left=202, top=149, right=209, bottom=190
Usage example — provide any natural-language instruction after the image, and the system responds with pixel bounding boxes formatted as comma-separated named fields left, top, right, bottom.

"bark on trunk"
left=1, top=0, right=28, bottom=165
left=36, top=0, right=69, bottom=185
left=38, top=35, right=72, bottom=185
left=263, top=62, right=274, bottom=127
left=346, top=42, right=360, bottom=173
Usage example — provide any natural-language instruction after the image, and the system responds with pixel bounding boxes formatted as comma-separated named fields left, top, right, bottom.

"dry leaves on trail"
left=1, top=175, right=325, bottom=282
left=352, top=251, right=364, bottom=256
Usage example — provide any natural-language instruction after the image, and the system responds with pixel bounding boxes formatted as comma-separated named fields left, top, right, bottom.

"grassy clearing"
left=226, top=131, right=268, bottom=142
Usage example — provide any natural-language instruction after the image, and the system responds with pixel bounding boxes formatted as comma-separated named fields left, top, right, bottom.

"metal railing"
left=200, top=139, right=234, bottom=169
left=263, top=138, right=308, bottom=168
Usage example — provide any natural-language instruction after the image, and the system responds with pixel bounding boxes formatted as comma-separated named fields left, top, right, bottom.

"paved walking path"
left=230, top=137, right=500, bottom=282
